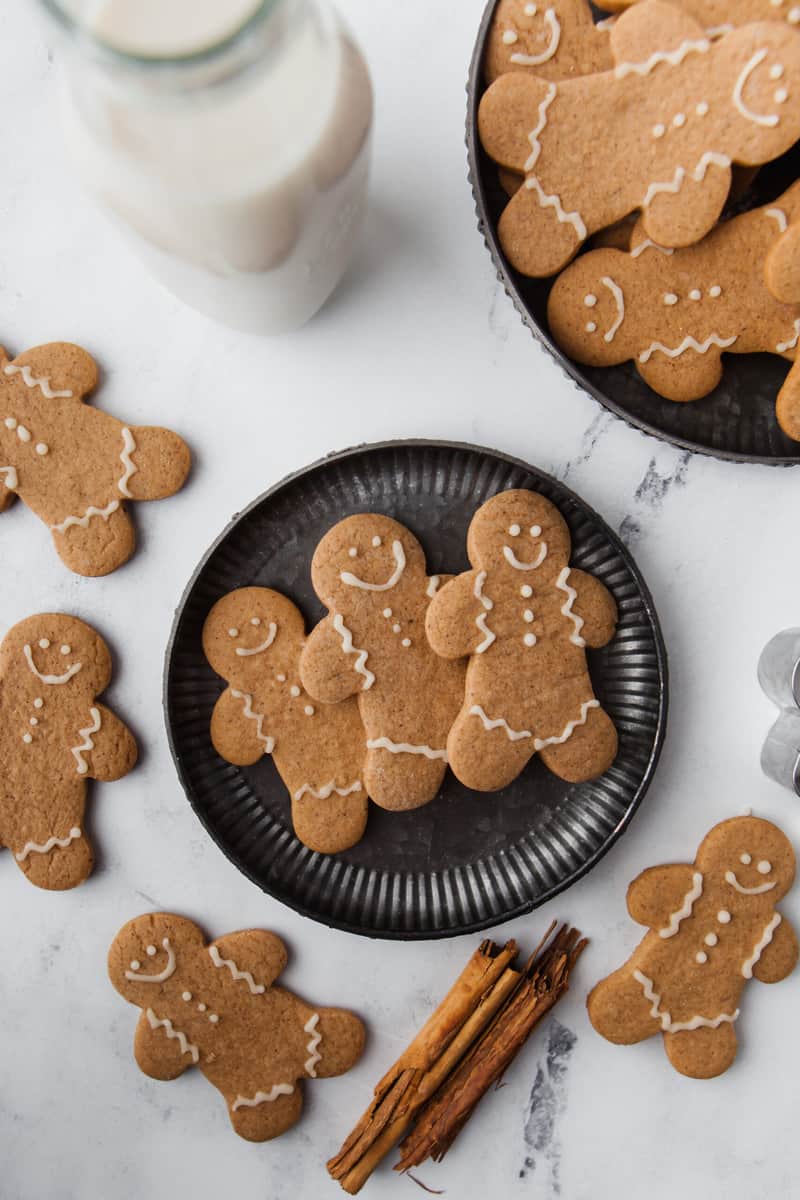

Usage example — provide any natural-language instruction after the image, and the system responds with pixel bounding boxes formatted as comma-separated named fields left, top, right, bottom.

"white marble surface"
left=2, top=3, right=800, bottom=1198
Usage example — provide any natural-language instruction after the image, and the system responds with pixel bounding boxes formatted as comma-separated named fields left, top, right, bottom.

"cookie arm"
left=7, top=343, right=98, bottom=400
left=209, top=931, right=289, bottom=990
left=80, top=703, right=138, bottom=781
left=626, top=864, right=700, bottom=930
left=567, top=569, right=617, bottom=648
left=124, top=425, right=191, bottom=502
left=765, top=222, right=800, bottom=305
left=609, top=0, right=703, bottom=67
left=210, top=688, right=272, bottom=766
left=425, top=572, right=487, bottom=659
left=776, top=358, right=800, bottom=443
left=133, top=1009, right=195, bottom=1081
left=751, top=915, right=799, bottom=984
left=299, top=615, right=363, bottom=704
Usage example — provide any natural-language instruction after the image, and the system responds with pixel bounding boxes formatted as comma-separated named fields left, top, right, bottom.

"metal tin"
left=759, top=629, right=800, bottom=794
left=164, top=440, right=668, bottom=939
left=466, top=0, right=800, bottom=466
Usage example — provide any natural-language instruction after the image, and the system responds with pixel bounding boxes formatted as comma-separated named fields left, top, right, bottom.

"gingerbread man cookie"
left=600, top=0, right=800, bottom=35
left=0, top=342, right=190, bottom=575
left=425, top=490, right=617, bottom=790
left=547, top=181, right=800, bottom=438
left=0, top=613, right=137, bottom=889
left=588, top=816, right=798, bottom=1078
left=485, top=0, right=613, bottom=84
left=478, top=2, right=800, bottom=276
left=109, top=913, right=365, bottom=1141
left=203, top=587, right=368, bottom=854
left=299, top=515, right=466, bottom=811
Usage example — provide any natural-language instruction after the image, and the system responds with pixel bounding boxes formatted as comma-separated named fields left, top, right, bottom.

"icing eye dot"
left=130, top=960, right=141, bottom=971
left=524, top=2, right=537, bottom=12
left=228, top=628, right=238, bottom=638
left=348, top=547, right=357, bottom=558
left=530, top=525, right=542, bottom=537
left=585, top=321, right=597, bottom=333
left=790, top=7, right=800, bottom=23
left=705, top=933, right=718, bottom=947
left=509, top=523, right=521, bottom=536
left=663, top=293, right=678, bottom=305
left=34, top=697, right=43, bottom=708
left=770, top=64, right=784, bottom=79
left=708, top=285, right=722, bottom=298
left=689, top=289, right=702, bottom=301
left=372, top=535, right=382, bottom=547
left=290, top=685, right=300, bottom=697
left=22, top=733, right=32, bottom=744
left=717, top=909, right=731, bottom=924
left=502, top=29, right=518, bottom=44
left=695, top=101, right=709, bottom=116
left=740, top=853, right=752, bottom=865
left=775, top=87, right=788, bottom=103
left=392, top=623, right=401, bottom=634
left=523, top=633, right=536, bottom=647
left=652, top=123, right=665, bottom=138
left=29, top=717, right=38, bottom=726
left=383, top=608, right=392, bottom=618
left=523, top=609, right=534, bottom=622
left=36, top=443, right=48, bottom=456
left=695, top=951, right=708, bottom=964
left=521, top=585, right=533, bottom=597
left=250, top=617, right=261, bottom=627
left=276, top=673, right=286, bottom=682
left=401, top=638, right=411, bottom=647
left=182, top=991, right=192, bottom=1002
left=584, top=294, right=597, bottom=307
left=209, top=1014, right=219, bottom=1024
left=672, top=112, right=686, bottom=128
left=4, top=417, right=16, bottom=429
left=757, top=860, right=772, bottom=874
left=146, top=945, right=157, bottom=957
left=60, top=645, right=71, bottom=655
left=304, top=705, right=315, bottom=716
left=39, top=638, right=50, bottom=649
left=197, top=1003, right=207, bottom=1013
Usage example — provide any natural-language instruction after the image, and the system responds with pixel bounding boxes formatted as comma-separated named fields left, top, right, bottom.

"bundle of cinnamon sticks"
left=327, top=922, right=587, bottom=1194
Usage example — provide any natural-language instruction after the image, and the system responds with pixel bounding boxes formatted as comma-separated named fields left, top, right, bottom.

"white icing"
left=775, top=87, right=788, bottom=103
left=235, top=622, right=277, bottom=657
left=689, top=289, right=702, bottom=300
left=705, top=933, right=718, bottom=946
left=695, top=951, right=708, bottom=964
left=709, top=284, right=722, bottom=298
left=642, top=151, right=730, bottom=208
left=658, top=871, right=703, bottom=938
left=17, top=425, right=31, bottom=443
left=251, top=618, right=261, bottom=626
left=523, top=82, right=556, bottom=173
left=371, top=535, right=381, bottom=547
left=71, top=706, right=101, bottom=775
left=333, top=613, right=375, bottom=690
left=426, top=576, right=440, bottom=598
left=16, top=826, right=81, bottom=862
left=510, top=7, right=560, bottom=66
left=639, top=333, right=737, bottom=364
left=615, top=38, right=710, bottom=79
left=758, top=860, right=772, bottom=874
left=600, top=276, right=624, bottom=343
left=233, top=1084, right=294, bottom=1110
left=633, top=969, right=738, bottom=1034
left=673, top=112, right=686, bottom=128
left=718, top=909, right=731, bottom=923
left=776, top=319, right=800, bottom=353
left=470, top=704, right=531, bottom=741
left=740, top=853, right=752, bottom=865
left=118, top=427, right=137, bottom=497
left=230, top=688, right=275, bottom=754
left=382, top=608, right=392, bottom=618
left=586, top=322, right=597, bottom=333
left=523, top=609, right=534, bottom=622
left=474, top=570, right=496, bottom=653
left=34, top=698, right=43, bottom=708
left=705, top=23, right=733, bottom=37
left=125, top=938, right=176, bottom=983
left=525, top=3, right=537, bottom=13
left=145, top=1009, right=199, bottom=1063
left=652, top=124, right=665, bottom=138
left=765, top=207, right=788, bottom=233
left=521, top=584, right=533, bottom=597
left=290, top=685, right=301, bottom=697
left=503, top=543, right=547, bottom=570
left=0, top=466, right=18, bottom=489
left=60, top=645, right=71, bottom=655
left=228, top=628, right=238, bottom=638
left=22, top=733, right=32, bottom=744
left=293, top=780, right=362, bottom=801
left=771, top=63, right=784, bottom=79
left=304, top=704, right=314, bottom=715
left=524, top=632, right=536, bottom=647
left=741, top=913, right=782, bottom=979
left=555, top=567, right=585, bottom=646
left=790, top=5, right=800, bottom=21
left=208, top=944, right=266, bottom=994
left=509, top=523, right=521, bottom=536
left=367, top=736, right=447, bottom=761
left=182, top=991, right=191, bottom=1001
left=39, top=639, right=50, bottom=649
left=392, top=623, right=401, bottom=634
left=304, top=1013, right=322, bottom=1077
left=524, top=177, right=586, bottom=241
left=724, top=869, right=776, bottom=895
left=696, top=101, right=709, bottom=116
left=3, top=362, right=73, bottom=399
left=51, top=500, right=120, bottom=534
left=630, top=240, right=673, bottom=259
left=4, top=417, right=16, bottom=429
left=23, top=644, right=82, bottom=686
left=340, top=539, right=406, bottom=591
left=584, top=294, right=597, bottom=307
left=733, top=49, right=780, bottom=127
left=502, top=29, right=518, bottom=45
left=663, top=293, right=678, bottom=306
left=533, top=699, right=599, bottom=751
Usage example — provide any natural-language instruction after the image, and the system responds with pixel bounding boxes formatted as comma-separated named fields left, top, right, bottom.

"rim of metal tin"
left=465, top=0, right=800, bottom=468
left=164, top=439, right=669, bottom=939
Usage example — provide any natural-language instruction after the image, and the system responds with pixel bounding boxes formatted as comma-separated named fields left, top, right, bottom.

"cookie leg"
left=447, top=706, right=534, bottom=792
left=498, top=184, right=584, bottom=277
left=776, top=357, right=800, bottom=443
left=13, top=827, right=93, bottom=890
left=364, top=748, right=446, bottom=811
left=308, top=1008, right=366, bottom=1078
left=537, top=704, right=617, bottom=783
left=662, top=1023, right=738, bottom=1079
left=587, top=968, right=661, bottom=1045
left=291, top=785, right=369, bottom=853
left=642, top=163, right=731, bottom=249
left=228, top=1085, right=303, bottom=1142
left=126, top=426, right=191, bottom=500
left=51, top=503, right=136, bottom=576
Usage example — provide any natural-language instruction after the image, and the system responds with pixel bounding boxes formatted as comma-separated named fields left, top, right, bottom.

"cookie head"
left=467, top=490, right=571, bottom=577
left=108, top=913, right=205, bottom=1005
left=2, top=613, right=111, bottom=696
left=547, top=253, right=633, bottom=366
left=726, top=24, right=800, bottom=157
left=202, top=587, right=305, bottom=686
left=310, top=514, right=427, bottom=609
left=697, top=816, right=796, bottom=904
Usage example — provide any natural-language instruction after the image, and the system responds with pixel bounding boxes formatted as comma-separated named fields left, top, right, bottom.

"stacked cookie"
left=479, top=0, right=800, bottom=438
left=203, top=489, right=619, bottom=854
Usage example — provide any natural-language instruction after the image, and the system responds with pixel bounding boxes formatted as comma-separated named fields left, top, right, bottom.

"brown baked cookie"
left=202, top=587, right=368, bottom=854
left=109, top=913, right=365, bottom=1141
left=425, top=490, right=617, bottom=790
left=0, top=342, right=190, bottom=575
left=547, top=181, right=800, bottom=436
left=588, top=815, right=798, bottom=1078
left=0, top=613, right=137, bottom=889
left=478, top=3, right=800, bottom=276
left=485, top=0, right=613, bottom=84
left=600, top=0, right=800, bottom=35
left=299, top=515, right=465, bottom=811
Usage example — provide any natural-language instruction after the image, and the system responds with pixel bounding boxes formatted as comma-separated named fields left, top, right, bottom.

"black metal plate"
left=466, top=0, right=800, bottom=465
left=164, top=441, right=668, bottom=939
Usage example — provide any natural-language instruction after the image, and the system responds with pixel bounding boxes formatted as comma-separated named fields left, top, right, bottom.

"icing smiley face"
left=1, top=614, right=112, bottom=696
left=732, top=46, right=790, bottom=129
left=467, top=489, right=572, bottom=578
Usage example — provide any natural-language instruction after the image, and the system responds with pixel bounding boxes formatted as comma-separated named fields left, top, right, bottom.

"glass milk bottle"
left=41, top=0, right=373, bottom=334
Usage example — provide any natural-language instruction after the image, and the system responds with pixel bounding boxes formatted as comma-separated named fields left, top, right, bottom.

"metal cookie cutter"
left=759, top=629, right=800, bottom=795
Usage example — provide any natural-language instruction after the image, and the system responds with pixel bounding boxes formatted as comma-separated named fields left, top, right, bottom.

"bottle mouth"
left=39, top=0, right=281, bottom=71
